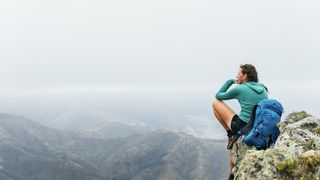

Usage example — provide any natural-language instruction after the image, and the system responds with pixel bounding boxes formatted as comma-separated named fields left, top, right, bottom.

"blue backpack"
left=241, top=99, right=284, bottom=150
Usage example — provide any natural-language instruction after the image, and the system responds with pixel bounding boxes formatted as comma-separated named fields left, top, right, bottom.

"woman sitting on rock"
left=212, top=64, right=268, bottom=179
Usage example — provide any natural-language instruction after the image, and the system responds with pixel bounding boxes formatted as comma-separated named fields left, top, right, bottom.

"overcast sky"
left=1, top=0, right=320, bottom=115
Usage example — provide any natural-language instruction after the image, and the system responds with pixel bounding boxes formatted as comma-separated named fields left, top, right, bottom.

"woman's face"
left=236, top=68, right=247, bottom=84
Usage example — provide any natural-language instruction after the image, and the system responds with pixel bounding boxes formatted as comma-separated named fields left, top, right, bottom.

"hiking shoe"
left=227, top=135, right=239, bottom=150
left=227, top=136, right=235, bottom=149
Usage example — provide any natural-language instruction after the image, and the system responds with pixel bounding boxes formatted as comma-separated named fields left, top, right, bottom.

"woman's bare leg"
left=212, top=100, right=236, bottom=174
left=212, top=100, right=236, bottom=131
left=213, top=109, right=229, bottom=130
left=229, top=151, right=233, bottom=173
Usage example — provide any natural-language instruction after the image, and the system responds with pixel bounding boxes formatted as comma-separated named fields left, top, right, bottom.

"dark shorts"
left=231, top=115, right=247, bottom=133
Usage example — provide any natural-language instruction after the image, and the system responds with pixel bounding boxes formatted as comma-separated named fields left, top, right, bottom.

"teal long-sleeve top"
left=215, top=79, right=268, bottom=123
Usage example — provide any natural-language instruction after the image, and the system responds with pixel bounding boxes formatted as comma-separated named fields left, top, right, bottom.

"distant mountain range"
left=0, top=96, right=226, bottom=140
left=0, top=113, right=229, bottom=180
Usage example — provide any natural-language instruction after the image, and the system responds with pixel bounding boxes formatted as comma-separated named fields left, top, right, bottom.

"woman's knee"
left=212, top=100, right=222, bottom=110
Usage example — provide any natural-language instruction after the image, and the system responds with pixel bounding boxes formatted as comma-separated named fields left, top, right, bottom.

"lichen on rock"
left=230, top=111, right=320, bottom=180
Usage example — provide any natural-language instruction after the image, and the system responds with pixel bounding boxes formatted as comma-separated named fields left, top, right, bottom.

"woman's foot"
left=227, top=134, right=241, bottom=149
left=227, top=130, right=236, bottom=149
left=228, top=173, right=234, bottom=180
left=227, top=135, right=235, bottom=149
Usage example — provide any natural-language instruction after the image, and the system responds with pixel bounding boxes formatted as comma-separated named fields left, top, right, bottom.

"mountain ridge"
left=0, top=112, right=229, bottom=180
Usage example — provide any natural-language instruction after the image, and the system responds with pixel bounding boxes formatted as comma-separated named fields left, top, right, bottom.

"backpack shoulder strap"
left=238, top=104, right=258, bottom=135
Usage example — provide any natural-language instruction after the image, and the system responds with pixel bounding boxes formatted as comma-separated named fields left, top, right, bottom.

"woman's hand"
left=227, top=79, right=237, bottom=84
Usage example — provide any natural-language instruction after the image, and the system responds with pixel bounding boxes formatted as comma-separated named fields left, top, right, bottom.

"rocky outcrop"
left=230, top=111, right=320, bottom=179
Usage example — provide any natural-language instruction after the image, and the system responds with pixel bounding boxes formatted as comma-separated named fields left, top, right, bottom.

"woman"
left=212, top=64, right=268, bottom=179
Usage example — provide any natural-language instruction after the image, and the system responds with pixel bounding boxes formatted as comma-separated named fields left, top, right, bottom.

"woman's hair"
left=240, top=64, right=269, bottom=92
left=240, top=64, right=258, bottom=82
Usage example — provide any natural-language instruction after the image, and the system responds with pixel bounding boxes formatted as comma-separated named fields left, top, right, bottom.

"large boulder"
left=230, top=111, right=320, bottom=179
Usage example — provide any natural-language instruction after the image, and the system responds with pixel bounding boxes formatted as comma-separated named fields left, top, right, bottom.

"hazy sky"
left=1, top=0, right=320, bottom=115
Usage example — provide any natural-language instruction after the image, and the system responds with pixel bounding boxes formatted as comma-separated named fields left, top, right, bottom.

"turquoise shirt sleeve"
left=215, top=79, right=240, bottom=100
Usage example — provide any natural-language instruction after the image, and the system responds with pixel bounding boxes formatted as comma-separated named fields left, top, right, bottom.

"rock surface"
left=230, top=111, right=320, bottom=180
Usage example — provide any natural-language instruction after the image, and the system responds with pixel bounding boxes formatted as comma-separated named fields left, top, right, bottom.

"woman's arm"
left=215, top=79, right=240, bottom=100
